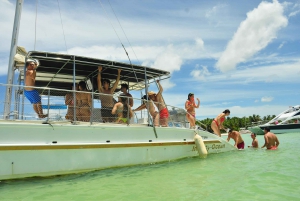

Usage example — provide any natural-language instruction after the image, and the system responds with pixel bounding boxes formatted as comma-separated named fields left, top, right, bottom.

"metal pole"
left=3, top=0, right=24, bottom=119
left=73, top=56, right=76, bottom=124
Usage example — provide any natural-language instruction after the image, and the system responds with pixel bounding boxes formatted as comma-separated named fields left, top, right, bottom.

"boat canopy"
left=17, top=51, right=170, bottom=95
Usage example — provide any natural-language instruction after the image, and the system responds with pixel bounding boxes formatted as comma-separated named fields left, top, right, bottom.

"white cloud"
left=195, top=38, right=204, bottom=49
left=289, top=10, right=300, bottom=17
left=216, top=0, right=288, bottom=72
left=261, top=96, right=274, bottom=102
left=278, top=42, right=285, bottom=49
left=190, top=65, right=210, bottom=81
left=205, top=4, right=227, bottom=18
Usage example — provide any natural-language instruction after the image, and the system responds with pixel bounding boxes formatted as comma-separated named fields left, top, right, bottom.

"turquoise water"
left=1, top=133, right=300, bottom=201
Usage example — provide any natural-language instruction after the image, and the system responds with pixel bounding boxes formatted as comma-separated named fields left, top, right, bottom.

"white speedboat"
left=0, top=1, right=236, bottom=181
left=248, top=105, right=300, bottom=135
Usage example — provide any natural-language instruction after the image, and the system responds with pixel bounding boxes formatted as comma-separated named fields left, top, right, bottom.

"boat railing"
left=0, top=83, right=197, bottom=129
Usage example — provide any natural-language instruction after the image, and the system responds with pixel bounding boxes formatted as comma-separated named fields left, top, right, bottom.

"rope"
left=34, top=0, right=38, bottom=50
left=107, top=0, right=141, bottom=65
left=57, top=0, right=68, bottom=53
left=97, top=0, right=139, bottom=83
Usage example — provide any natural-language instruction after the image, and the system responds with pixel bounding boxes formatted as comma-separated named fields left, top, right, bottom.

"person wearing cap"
left=120, top=83, right=133, bottom=107
left=97, top=66, right=121, bottom=122
left=227, top=129, right=245, bottom=149
left=24, top=60, right=48, bottom=118
left=248, top=133, right=259, bottom=148
left=185, top=93, right=200, bottom=129
left=133, top=95, right=159, bottom=126
left=148, top=80, right=169, bottom=127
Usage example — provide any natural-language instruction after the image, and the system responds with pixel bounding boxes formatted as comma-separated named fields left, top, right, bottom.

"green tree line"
left=196, top=114, right=276, bottom=132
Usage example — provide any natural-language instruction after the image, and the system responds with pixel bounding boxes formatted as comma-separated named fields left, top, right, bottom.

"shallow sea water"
left=1, top=133, right=300, bottom=201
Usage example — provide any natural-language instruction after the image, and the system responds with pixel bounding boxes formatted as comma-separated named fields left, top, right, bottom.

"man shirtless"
left=97, top=66, right=121, bottom=122
left=120, top=83, right=133, bottom=107
left=148, top=80, right=169, bottom=127
left=227, top=129, right=245, bottom=149
left=24, top=60, right=47, bottom=118
left=261, top=127, right=280, bottom=150
left=133, top=95, right=159, bottom=127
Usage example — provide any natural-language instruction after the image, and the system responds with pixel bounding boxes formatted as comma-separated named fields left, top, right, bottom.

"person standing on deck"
left=65, top=83, right=78, bottom=121
left=24, top=60, right=48, bottom=118
left=185, top=93, right=200, bottom=129
left=133, top=95, right=159, bottom=127
left=248, top=133, right=259, bottom=148
left=261, top=127, right=280, bottom=150
left=76, top=81, right=92, bottom=122
left=97, top=66, right=121, bottom=122
left=227, top=129, right=245, bottom=149
left=148, top=80, right=169, bottom=127
left=120, top=83, right=133, bottom=107
left=211, top=109, right=230, bottom=137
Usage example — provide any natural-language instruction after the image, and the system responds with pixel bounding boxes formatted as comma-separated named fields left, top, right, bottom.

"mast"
left=3, top=0, right=24, bottom=119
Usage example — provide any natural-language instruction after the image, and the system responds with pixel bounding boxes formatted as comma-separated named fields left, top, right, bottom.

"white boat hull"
left=248, top=124, right=300, bottom=135
left=0, top=121, right=236, bottom=180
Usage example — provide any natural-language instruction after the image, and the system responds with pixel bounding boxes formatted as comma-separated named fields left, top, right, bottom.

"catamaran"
left=0, top=0, right=236, bottom=181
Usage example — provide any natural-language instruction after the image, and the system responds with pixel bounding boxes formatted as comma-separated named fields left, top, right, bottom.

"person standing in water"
left=185, top=93, right=200, bottom=129
left=248, top=133, right=259, bottom=148
left=97, top=66, right=121, bottom=122
left=211, top=109, right=230, bottom=137
left=227, top=129, right=245, bottom=149
left=24, top=60, right=48, bottom=118
left=261, top=127, right=280, bottom=150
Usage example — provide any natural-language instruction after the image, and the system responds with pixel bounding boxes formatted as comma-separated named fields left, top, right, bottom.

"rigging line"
left=34, top=0, right=38, bottom=50
left=57, top=0, right=68, bottom=53
left=107, top=0, right=141, bottom=65
left=97, top=0, right=139, bottom=83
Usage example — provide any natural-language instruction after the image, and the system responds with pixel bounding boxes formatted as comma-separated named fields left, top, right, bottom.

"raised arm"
left=195, top=98, right=200, bottom=108
left=111, top=69, right=121, bottom=93
left=97, top=66, right=103, bottom=93
left=156, top=80, right=163, bottom=96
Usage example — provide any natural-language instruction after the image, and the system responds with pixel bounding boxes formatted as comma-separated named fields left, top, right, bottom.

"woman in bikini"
left=211, top=109, right=230, bottom=137
left=111, top=95, right=133, bottom=124
left=76, top=81, right=92, bottom=122
left=185, top=93, right=200, bottom=129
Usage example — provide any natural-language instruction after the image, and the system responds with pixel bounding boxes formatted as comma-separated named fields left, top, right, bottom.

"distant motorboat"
left=248, top=105, right=300, bottom=135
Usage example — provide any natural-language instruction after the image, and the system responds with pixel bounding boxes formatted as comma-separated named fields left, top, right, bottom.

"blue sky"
left=0, top=0, right=300, bottom=119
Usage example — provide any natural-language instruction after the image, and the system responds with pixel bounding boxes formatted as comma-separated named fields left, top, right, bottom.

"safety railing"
left=1, top=83, right=203, bottom=129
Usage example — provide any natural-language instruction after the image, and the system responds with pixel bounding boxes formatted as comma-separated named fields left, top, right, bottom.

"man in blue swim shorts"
left=24, top=60, right=47, bottom=118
